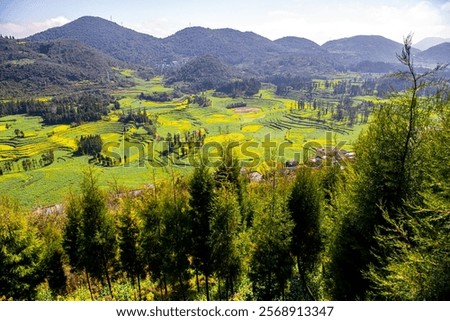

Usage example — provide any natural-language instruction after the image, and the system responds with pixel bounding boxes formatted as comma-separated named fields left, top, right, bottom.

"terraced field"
left=0, top=77, right=373, bottom=208
left=260, top=110, right=352, bottom=135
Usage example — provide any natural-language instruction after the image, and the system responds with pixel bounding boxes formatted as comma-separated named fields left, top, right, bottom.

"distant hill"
left=414, top=37, right=450, bottom=51
left=26, top=16, right=338, bottom=75
left=322, top=35, right=415, bottom=68
left=274, top=37, right=323, bottom=53
left=417, top=42, right=450, bottom=65
left=27, top=16, right=174, bottom=67
left=163, top=27, right=283, bottom=65
left=270, top=36, right=339, bottom=75
left=0, top=37, right=124, bottom=97
left=21, top=16, right=445, bottom=80
left=165, top=55, right=233, bottom=92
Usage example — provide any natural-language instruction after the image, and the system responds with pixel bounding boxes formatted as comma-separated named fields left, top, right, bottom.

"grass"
left=0, top=76, right=373, bottom=208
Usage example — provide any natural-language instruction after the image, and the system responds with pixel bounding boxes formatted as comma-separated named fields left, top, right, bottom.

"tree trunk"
left=159, top=277, right=164, bottom=298
left=103, top=258, right=114, bottom=299
left=163, top=274, right=168, bottom=297
left=205, top=273, right=210, bottom=301
left=137, top=275, right=142, bottom=301
left=195, top=270, right=200, bottom=293
left=179, top=274, right=185, bottom=300
left=230, top=275, right=234, bottom=296
left=297, top=255, right=315, bottom=301
left=85, top=269, right=94, bottom=301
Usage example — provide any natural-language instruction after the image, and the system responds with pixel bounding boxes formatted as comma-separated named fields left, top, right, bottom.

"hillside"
left=274, top=36, right=323, bottom=53
left=21, top=16, right=447, bottom=79
left=414, top=37, right=450, bottom=51
left=163, top=27, right=282, bottom=65
left=417, top=42, right=450, bottom=65
left=25, top=16, right=338, bottom=75
left=270, top=36, right=339, bottom=75
left=322, top=35, right=414, bottom=68
left=27, top=16, right=174, bottom=67
left=0, top=37, right=124, bottom=97
left=165, top=55, right=233, bottom=92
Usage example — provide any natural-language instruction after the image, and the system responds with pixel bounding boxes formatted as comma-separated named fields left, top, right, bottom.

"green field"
left=0, top=77, right=373, bottom=208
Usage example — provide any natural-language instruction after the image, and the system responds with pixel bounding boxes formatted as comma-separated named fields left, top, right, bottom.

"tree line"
left=0, top=92, right=114, bottom=125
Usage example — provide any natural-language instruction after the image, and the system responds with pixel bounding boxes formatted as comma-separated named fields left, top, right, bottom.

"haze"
left=1, top=0, right=450, bottom=45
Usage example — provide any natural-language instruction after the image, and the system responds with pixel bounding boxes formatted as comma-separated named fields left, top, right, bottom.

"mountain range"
left=1, top=16, right=448, bottom=97
left=0, top=36, right=128, bottom=97
left=414, top=37, right=450, bottom=51
left=27, top=16, right=449, bottom=70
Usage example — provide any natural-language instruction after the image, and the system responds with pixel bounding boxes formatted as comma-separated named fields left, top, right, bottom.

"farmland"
left=0, top=75, right=374, bottom=208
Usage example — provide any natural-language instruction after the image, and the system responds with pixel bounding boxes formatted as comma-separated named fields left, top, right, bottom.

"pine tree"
left=0, top=197, right=42, bottom=300
left=366, top=84, right=450, bottom=300
left=188, top=163, right=215, bottom=300
left=288, top=167, right=323, bottom=300
left=210, top=184, right=242, bottom=299
left=80, top=169, right=116, bottom=299
left=63, top=169, right=117, bottom=299
left=328, top=35, right=448, bottom=299
left=118, top=199, right=145, bottom=299
left=63, top=195, right=83, bottom=272
left=141, top=180, right=192, bottom=299
left=250, top=177, right=294, bottom=300
left=34, top=211, right=67, bottom=297
left=141, top=194, right=167, bottom=297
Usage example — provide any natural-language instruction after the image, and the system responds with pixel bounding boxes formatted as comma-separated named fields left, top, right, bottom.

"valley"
left=1, top=14, right=449, bottom=302
left=0, top=73, right=372, bottom=208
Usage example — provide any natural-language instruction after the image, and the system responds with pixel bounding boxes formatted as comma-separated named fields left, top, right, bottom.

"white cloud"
left=0, top=16, right=70, bottom=38
left=442, top=1, right=450, bottom=11
left=237, top=1, right=450, bottom=44
left=128, top=18, right=178, bottom=38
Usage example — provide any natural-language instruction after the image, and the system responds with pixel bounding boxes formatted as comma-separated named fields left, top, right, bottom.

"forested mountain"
left=27, top=16, right=174, bottom=66
left=163, top=27, right=282, bottom=65
left=25, top=16, right=435, bottom=76
left=414, top=37, right=450, bottom=51
left=0, top=36, right=123, bottom=97
left=322, top=35, right=418, bottom=67
left=165, top=55, right=233, bottom=92
left=268, top=36, right=339, bottom=75
left=8, top=15, right=448, bottom=94
left=417, top=42, right=450, bottom=64
left=274, top=36, right=323, bottom=53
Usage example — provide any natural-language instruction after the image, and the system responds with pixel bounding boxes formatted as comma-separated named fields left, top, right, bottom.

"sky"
left=1, top=0, right=450, bottom=44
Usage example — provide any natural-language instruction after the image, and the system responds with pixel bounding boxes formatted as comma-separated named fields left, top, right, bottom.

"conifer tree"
left=63, top=169, right=116, bottom=299
left=366, top=84, right=450, bottom=300
left=188, top=162, right=215, bottom=300
left=288, top=167, right=323, bottom=300
left=210, top=184, right=242, bottom=299
left=160, top=183, right=191, bottom=299
left=141, top=194, right=167, bottom=297
left=63, top=195, right=83, bottom=272
left=118, top=199, right=145, bottom=299
left=0, top=197, right=42, bottom=300
left=328, top=34, right=447, bottom=299
left=80, top=169, right=116, bottom=299
left=250, top=177, right=294, bottom=300
left=34, top=212, right=67, bottom=297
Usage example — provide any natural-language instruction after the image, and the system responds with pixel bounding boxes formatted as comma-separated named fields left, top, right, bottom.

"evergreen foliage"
left=250, top=178, right=294, bottom=300
left=288, top=167, right=323, bottom=300
left=0, top=197, right=42, bottom=300
left=209, top=184, right=242, bottom=299
left=188, top=163, right=215, bottom=300
left=117, top=199, right=145, bottom=298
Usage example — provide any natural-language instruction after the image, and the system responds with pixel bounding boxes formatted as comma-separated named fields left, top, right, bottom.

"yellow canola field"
left=241, top=124, right=263, bottom=133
